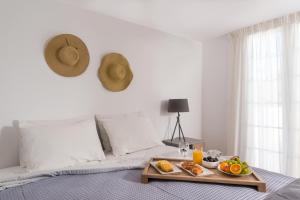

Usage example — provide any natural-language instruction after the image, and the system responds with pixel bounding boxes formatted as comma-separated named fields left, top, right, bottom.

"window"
left=232, top=16, right=300, bottom=177
left=245, top=28, right=284, bottom=173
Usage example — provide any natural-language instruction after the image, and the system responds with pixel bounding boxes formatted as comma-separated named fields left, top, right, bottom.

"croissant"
left=191, top=166, right=203, bottom=175
left=182, top=161, right=195, bottom=170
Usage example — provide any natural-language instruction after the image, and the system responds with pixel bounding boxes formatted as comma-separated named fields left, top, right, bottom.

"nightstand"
left=162, top=137, right=205, bottom=150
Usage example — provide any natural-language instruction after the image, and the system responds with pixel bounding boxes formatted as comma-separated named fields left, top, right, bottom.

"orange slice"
left=220, top=162, right=230, bottom=173
left=230, top=164, right=242, bottom=175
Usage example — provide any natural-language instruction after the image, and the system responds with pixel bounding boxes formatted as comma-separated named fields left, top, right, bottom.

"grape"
left=241, top=168, right=250, bottom=174
left=241, top=162, right=248, bottom=170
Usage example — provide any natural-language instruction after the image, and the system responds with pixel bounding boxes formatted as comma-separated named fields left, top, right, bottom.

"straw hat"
left=44, top=34, right=89, bottom=77
left=98, top=53, right=133, bottom=92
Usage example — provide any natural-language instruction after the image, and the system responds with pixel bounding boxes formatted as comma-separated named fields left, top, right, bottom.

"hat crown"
left=57, top=46, right=80, bottom=66
left=108, top=64, right=127, bottom=81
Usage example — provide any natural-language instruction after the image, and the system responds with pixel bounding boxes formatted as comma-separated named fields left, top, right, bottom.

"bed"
left=1, top=114, right=299, bottom=200
left=0, top=145, right=298, bottom=200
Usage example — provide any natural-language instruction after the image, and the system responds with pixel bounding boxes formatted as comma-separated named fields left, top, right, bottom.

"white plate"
left=150, top=161, right=182, bottom=175
left=177, top=162, right=214, bottom=177
left=217, top=165, right=253, bottom=177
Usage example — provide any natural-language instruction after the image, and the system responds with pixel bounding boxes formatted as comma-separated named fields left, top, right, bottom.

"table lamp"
left=168, top=99, right=189, bottom=142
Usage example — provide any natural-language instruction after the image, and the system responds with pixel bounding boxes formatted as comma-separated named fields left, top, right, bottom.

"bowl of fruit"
left=218, top=156, right=252, bottom=176
left=202, top=156, right=219, bottom=169
left=201, top=150, right=222, bottom=169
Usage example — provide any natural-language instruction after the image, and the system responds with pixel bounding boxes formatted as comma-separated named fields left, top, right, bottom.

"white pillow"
left=95, top=112, right=144, bottom=153
left=18, top=117, right=105, bottom=171
left=102, top=114, right=162, bottom=156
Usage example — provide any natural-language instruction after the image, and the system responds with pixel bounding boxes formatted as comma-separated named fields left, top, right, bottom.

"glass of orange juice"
left=193, top=147, right=203, bottom=165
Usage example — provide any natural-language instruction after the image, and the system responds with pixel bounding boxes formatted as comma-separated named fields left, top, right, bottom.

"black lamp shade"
left=168, top=99, right=189, bottom=113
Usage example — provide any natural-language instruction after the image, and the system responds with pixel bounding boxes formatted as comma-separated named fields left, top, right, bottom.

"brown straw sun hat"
left=44, top=34, right=90, bottom=77
left=98, top=53, right=133, bottom=92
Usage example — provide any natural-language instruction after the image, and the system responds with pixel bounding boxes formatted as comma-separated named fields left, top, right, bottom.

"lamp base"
left=170, top=112, right=186, bottom=142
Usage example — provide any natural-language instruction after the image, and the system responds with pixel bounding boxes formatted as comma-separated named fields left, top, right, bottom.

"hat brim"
left=45, top=34, right=89, bottom=77
left=98, top=53, right=133, bottom=92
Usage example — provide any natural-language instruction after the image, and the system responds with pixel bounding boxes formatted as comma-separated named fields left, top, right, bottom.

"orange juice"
left=193, top=148, right=203, bottom=165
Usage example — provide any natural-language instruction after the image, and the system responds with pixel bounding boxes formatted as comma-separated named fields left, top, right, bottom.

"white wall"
left=0, top=0, right=202, bottom=168
left=202, top=36, right=230, bottom=154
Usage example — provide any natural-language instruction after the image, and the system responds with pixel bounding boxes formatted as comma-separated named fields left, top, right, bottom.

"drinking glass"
left=178, top=140, right=189, bottom=157
left=192, top=148, right=203, bottom=164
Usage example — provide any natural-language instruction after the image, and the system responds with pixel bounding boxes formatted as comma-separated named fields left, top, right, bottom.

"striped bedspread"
left=0, top=167, right=295, bottom=200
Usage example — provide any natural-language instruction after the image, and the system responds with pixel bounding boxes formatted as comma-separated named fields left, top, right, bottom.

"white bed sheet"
left=0, top=145, right=180, bottom=184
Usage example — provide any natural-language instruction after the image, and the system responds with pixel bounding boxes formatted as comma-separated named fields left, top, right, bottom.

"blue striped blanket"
left=0, top=166, right=296, bottom=200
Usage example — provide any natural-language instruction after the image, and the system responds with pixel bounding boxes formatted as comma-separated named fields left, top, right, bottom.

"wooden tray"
left=142, top=157, right=266, bottom=192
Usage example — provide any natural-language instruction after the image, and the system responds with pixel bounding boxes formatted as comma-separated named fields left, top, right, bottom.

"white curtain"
left=229, top=12, right=300, bottom=177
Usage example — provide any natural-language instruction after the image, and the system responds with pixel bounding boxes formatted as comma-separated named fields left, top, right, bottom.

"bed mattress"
left=0, top=145, right=297, bottom=200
